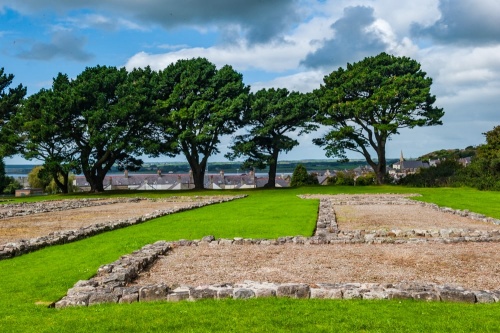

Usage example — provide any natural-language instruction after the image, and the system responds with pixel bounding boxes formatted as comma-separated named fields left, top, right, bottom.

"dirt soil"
left=133, top=194, right=500, bottom=290
left=0, top=197, right=220, bottom=245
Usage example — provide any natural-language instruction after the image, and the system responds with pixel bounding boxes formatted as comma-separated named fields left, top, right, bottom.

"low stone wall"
left=0, top=196, right=246, bottom=260
left=55, top=238, right=500, bottom=308
left=33, top=194, right=500, bottom=307
left=308, top=195, right=500, bottom=243
left=0, top=197, right=137, bottom=219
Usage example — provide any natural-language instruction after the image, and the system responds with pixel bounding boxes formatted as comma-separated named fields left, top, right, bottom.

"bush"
left=399, top=159, right=463, bottom=187
left=290, top=164, right=318, bottom=186
left=355, top=172, right=376, bottom=186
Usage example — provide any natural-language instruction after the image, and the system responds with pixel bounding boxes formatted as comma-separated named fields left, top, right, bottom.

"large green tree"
left=226, top=88, right=317, bottom=187
left=458, top=126, right=500, bottom=190
left=155, top=58, right=249, bottom=189
left=67, top=66, right=159, bottom=192
left=314, top=52, right=444, bottom=184
left=15, top=74, right=80, bottom=193
left=0, top=67, right=26, bottom=158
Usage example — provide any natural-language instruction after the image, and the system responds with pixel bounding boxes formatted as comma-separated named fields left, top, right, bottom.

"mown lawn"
left=1, top=186, right=499, bottom=332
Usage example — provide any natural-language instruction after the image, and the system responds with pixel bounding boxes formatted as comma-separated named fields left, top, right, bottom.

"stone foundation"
left=55, top=238, right=500, bottom=308
left=45, top=194, right=500, bottom=307
left=0, top=196, right=246, bottom=260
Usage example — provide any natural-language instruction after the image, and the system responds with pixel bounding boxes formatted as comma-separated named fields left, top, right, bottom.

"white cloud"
left=251, top=71, right=324, bottom=93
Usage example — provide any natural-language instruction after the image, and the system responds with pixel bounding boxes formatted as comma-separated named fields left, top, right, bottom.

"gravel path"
left=133, top=194, right=500, bottom=290
left=133, top=242, right=500, bottom=290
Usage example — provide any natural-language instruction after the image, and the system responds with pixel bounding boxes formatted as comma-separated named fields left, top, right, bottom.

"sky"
left=1, top=0, right=499, bottom=165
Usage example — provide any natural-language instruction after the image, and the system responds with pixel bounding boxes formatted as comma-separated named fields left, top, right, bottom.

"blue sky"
left=1, top=0, right=499, bottom=164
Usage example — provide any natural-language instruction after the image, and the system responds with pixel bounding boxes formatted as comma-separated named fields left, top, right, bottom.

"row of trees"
left=1, top=53, right=444, bottom=192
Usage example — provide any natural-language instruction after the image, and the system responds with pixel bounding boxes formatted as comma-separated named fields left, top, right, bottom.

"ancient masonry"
left=55, top=195, right=500, bottom=307
left=0, top=196, right=247, bottom=260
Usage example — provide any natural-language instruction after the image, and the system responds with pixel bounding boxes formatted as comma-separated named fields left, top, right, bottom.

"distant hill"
left=418, top=147, right=476, bottom=161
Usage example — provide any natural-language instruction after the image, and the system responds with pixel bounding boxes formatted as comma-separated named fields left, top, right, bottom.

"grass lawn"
left=0, top=186, right=499, bottom=332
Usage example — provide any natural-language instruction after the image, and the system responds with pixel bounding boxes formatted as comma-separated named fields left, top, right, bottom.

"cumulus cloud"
left=17, top=30, right=93, bottom=61
left=250, top=71, right=324, bottom=93
left=411, top=0, right=500, bottom=45
left=301, top=6, right=389, bottom=69
left=1, top=0, right=302, bottom=44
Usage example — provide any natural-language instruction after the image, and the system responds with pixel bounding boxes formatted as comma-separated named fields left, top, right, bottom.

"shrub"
left=290, top=164, right=318, bottom=186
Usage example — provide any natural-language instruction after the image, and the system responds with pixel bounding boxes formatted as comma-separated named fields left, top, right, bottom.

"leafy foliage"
left=419, top=147, right=476, bottom=161
left=314, top=52, right=444, bottom=184
left=15, top=74, right=80, bottom=193
left=227, top=88, right=318, bottom=187
left=155, top=58, right=250, bottom=189
left=290, top=164, right=318, bottom=186
left=0, top=67, right=27, bottom=158
left=456, top=126, right=500, bottom=190
left=399, top=159, right=463, bottom=187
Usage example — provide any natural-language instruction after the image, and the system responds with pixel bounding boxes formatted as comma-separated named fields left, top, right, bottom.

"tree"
left=0, top=68, right=26, bottom=187
left=290, top=164, right=318, bottom=186
left=226, top=88, right=318, bottom=188
left=457, top=126, right=500, bottom=190
left=27, top=166, right=51, bottom=190
left=59, top=66, right=160, bottom=192
left=15, top=74, right=80, bottom=193
left=314, top=52, right=444, bottom=184
left=155, top=58, right=249, bottom=189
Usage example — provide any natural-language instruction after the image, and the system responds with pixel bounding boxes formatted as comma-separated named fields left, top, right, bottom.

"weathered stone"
left=310, top=288, right=343, bottom=299
left=343, top=289, right=362, bottom=299
left=190, top=287, right=217, bottom=300
left=276, top=284, right=310, bottom=299
left=474, top=291, right=496, bottom=303
left=387, top=290, right=413, bottom=300
left=362, top=290, right=388, bottom=300
left=139, top=285, right=169, bottom=302
left=234, top=288, right=255, bottom=299
left=88, top=292, right=119, bottom=305
left=167, top=288, right=190, bottom=302
left=439, top=287, right=476, bottom=303
left=412, top=292, right=440, bottom=302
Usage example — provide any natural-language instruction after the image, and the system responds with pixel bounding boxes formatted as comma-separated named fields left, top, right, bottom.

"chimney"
left=157, top=169, right=162, bottom=177
left=124, top=170, right=129, bottom=178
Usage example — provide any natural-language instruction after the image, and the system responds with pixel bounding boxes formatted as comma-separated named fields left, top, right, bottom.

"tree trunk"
left=375, top=142, right=387, bottom=185
left=188, top=159, right=206, bottom=190
left=52, top=171, right=69, bottom=194
left=265, top=150, right=279, bottom=188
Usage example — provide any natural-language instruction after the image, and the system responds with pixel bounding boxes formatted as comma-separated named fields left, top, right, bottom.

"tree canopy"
left=15, top=74, right=80, bottom=193
left=314, top=52, right=444, bottom=184
left=0, top=68, right=26, bottom=158
left=154, top=58, right=249, bottom=189
left=226, top=88, right=317, bottom=187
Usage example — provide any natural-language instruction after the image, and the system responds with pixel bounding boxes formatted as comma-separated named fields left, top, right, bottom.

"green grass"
left=1, top=186, right=499, bottom=332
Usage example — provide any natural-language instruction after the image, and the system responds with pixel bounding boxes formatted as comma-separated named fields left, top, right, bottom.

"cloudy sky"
left=1, top=0, right=499, bottom=165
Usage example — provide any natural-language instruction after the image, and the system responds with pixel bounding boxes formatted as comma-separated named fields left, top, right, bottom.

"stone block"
left=474, top=291, right=496, bottom=303
left=234, top=288, right=255, bottom=299
left=139, top=285, right=169, bottom=302
left=190, top=287, right=217, bottom=300
left=310, top=288, right=343, bottom=299
left=362, top=290, right=388, bottom=300
left=120, top=293, right=139, bottom=304
left=439, top=287, right=476, bottom=303
left=343, top=289, right=362, bottom=299
left=412, top=292, right=440, bottom=302
left=88, top=292, right=119, bottom=305
left=276, top=284, right=310, bottom=299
